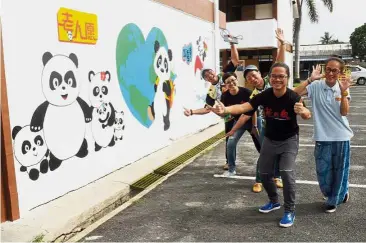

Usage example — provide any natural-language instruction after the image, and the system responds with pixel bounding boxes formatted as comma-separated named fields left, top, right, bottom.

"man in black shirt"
left=184, top=42, right=240, bottom=170
left=218, top=72, right=260, bottom=176
left=211, top=62, right=311, bottom=228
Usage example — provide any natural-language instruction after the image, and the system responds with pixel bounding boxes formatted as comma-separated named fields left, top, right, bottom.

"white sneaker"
left=222, top=171, right=236, bottom=177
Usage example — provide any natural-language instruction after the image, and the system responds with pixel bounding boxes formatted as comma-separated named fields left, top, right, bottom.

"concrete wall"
left=1, top=0, right=221, bottom=214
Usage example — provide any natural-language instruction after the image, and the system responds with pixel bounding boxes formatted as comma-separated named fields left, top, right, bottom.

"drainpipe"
left=213, top=0, right=220, bottom=73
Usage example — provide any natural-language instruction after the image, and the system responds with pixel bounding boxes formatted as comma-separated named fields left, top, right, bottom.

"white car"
left=350, top=65, right=366, bottom=85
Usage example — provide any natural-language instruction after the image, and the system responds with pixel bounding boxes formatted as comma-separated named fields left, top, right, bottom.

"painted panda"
left=30, top=52, right=92, bottom=169
left=12, top=125, right=49, bottom=181
left=147, top=40, right=174, bottom=131
left=88, top=70, right=116, bottom=151
left=114, top=110, right=125, bottom=141
left=91, top=102, right=115, bottom=151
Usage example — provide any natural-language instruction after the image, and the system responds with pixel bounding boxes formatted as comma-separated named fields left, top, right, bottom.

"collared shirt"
left=306, top=79, right=353, bottom=141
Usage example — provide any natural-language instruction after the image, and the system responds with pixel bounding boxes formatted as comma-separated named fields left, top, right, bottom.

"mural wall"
left=1, top=0, right=221, bottom=213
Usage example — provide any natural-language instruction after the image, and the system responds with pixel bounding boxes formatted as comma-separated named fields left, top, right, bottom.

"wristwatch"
left=341, top=91, right=349, bottom=97
left=307, top=77, right=312, bottom=85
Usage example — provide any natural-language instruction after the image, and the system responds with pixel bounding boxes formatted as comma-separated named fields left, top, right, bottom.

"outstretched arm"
left=77, top=97, right=93, bottom=123
left=339, top=77, right=352, bottom=116
left=183, top=107, right=210, bottom=116
left=229, top=42, right=239, bottom=67
left=210, top=100, right=254, bottom=116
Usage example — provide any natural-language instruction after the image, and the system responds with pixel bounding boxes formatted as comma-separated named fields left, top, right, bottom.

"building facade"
left=218, top=0, right=296, bottom=87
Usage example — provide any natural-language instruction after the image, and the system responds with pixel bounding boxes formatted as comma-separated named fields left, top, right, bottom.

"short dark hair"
left=201, top=69, right=213, bottom=80
left=269, top=62, right=290, bottom=78
left=325, top=56, right=345, bottom=72
left=222, top=72, right=237, bottom=83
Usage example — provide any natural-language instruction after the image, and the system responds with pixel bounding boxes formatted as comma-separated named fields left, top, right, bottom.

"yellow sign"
left=57, top=7, right=98, bottom=45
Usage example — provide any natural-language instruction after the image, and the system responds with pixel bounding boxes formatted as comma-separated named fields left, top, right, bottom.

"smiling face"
left=41, top=53, right=79, bottom=106
left=224, top=74, right=238, bottom=92
left=13, top=125, right=48, bottom=167
left=203, top=69, right=217, bottom=84
left=245, top=71, right=263, bottom=89
left=269, top=66, right=289, bottom=91
left=325, top=60, right=343, bottom=86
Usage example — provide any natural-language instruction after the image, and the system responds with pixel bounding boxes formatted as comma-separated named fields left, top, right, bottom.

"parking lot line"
left=213, top=175, right=366, bottom=189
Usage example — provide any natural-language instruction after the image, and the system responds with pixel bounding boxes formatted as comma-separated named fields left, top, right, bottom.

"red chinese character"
left=265, top=107, right=273, bottom=117
left=85, top=23, right=96, bottom=40
left=74, top=20, right=87, bottom=40
left=58, top=12, right=74, bottom=32
left=274, top=112, right=279, bottom=118
left=280, top=109, right=289, bottom=120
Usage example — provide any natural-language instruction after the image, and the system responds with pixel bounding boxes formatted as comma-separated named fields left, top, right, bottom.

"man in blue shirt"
left=294, top=57, right=353, bottom=213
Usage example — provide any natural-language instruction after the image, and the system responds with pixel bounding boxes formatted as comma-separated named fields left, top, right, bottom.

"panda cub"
left=12, top=125, right=49, bottom=181
left=88, top=70, right=116, bottom=151
left=114, top=111, right=125, bottom=141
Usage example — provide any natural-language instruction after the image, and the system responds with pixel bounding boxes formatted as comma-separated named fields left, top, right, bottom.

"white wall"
left=277, top=0, right=295, bottom=86
left=219, top=19, right=278, bottom=49
left=2, top=0, right=221, bottom=214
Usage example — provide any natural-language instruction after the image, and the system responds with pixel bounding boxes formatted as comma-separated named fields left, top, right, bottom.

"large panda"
left=147, top=40, right=175, bottom=131
left=12, top=125, right=49, bottom=181
left=88, top=70, right=116, bottom=151
left=30, top=52, right=92, bottom=169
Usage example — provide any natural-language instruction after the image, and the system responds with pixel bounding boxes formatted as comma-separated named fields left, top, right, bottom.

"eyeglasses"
left=270, top=74, right=288, bottom=80
left=225, top=78, right=237, bottom=84
left=325, top=68, right=340, bottom=74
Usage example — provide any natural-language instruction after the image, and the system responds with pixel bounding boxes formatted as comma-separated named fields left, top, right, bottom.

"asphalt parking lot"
left=80, top=85, right=366, bottom=242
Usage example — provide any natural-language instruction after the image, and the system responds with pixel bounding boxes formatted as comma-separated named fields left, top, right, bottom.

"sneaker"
left=325, top=205, right=336, bottom=213
left=259, top=202, right=281, bottom=213
left=252, top=183, right=263, bottom=193
left=343, top=193, right=350, bottom=203
left=274, top=178, right=283, bottom=188
left=279, top=212, right=295, bottom=228
left=223, top=163, right=229, bottom=170
left=221, top=171, right=236, bottom=177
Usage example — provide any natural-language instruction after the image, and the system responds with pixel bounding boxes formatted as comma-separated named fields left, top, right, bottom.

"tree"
left=350, top=23, right=366, bottom=61
left=293, top=0, right=333, bottom=79
left=320, top=32, right=343, bottom=44
left=320, top=32, right=333, bottom=44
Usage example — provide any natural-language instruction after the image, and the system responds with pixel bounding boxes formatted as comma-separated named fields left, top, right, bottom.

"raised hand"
left=275, top=28, right=285, bottom=45
left=294, top=98, right=305, bottom=115
left=338, top=76, right=353, bottom=92
left=310, top=64, right=323, bottom=81
left=183, top=107, right=191, bottom=117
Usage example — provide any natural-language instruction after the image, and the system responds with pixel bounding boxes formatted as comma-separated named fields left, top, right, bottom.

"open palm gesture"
left=275, top=28, right=285, bottom=45
left=310, top=64, right=323, bottom=81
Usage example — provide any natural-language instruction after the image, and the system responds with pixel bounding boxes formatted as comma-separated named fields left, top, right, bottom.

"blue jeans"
left=226, top=122, right=250, bottom=173
left=314, top=141, right=350, bottom=206
left=255, top=115, right=281, bottom=182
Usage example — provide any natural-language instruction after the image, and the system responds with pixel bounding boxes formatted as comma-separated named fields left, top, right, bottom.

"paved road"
left=80, top=85, right=366, bottom=242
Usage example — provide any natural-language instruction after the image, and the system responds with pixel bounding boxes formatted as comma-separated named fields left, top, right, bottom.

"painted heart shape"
left=116, top=23, right=171, bottom=128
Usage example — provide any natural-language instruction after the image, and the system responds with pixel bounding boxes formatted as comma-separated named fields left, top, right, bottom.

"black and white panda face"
left=114, top=111, right=124, bottom=130
left=41, top=52, right=79, bottom=106
left=197, top=36, right=204, bottom=57
left=12, top=125, right=48, bottom=168
left=154, top=41, right=173, bottom=82
left=97, top=103, right=112, bottom=123
left=88, top=71, right=111, bottom=108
